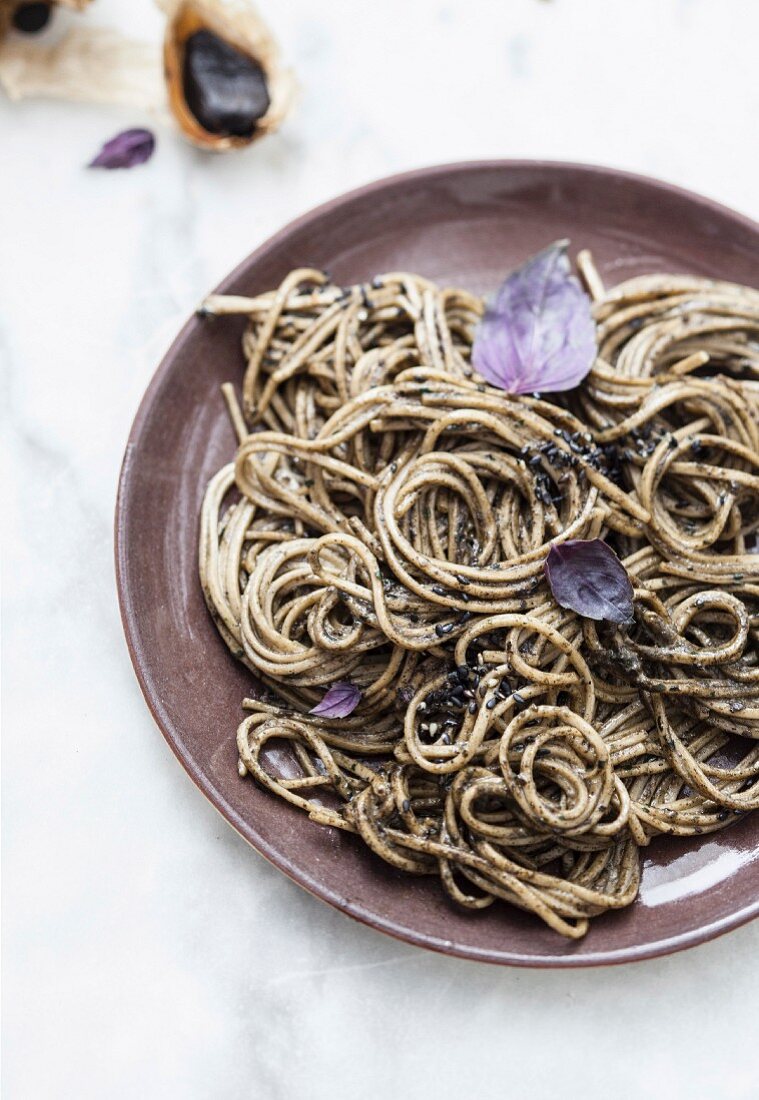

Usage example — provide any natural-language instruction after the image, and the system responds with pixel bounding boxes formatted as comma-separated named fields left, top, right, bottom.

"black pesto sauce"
left=183, top=29, right=270, bottom=137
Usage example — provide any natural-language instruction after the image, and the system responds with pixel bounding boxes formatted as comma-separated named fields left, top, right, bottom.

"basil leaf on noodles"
left=310, top=682, right=361, bottom=718
left=88, top=128, right=156, bottom=169
left=544, top=539, right=634, bottom=624
left=472, top=241, right=596, bottom=394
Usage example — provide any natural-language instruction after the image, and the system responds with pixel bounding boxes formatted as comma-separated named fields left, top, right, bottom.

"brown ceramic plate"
left=116, top=161, right=759, bottom=966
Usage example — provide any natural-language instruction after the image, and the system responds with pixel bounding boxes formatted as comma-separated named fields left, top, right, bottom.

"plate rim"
left=115, top=158, right=759, bottom=967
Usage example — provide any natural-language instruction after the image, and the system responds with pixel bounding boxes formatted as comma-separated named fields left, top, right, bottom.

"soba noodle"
left=198, top=256, right=759, bottom=938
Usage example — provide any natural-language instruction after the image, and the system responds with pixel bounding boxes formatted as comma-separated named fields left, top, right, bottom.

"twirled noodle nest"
left=199, top=261, right=759, bottom=938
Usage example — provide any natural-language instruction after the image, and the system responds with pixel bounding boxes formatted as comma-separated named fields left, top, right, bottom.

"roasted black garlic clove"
left=0, top=0, right=92, bottom=43
left=182, top=28, right=270, bottom=137
left=12, top=2, right=52, bottom=32
left=163, top=0, right=295, bottom=152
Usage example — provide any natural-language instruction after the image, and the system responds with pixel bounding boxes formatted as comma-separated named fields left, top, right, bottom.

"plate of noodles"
left=116, top=161, right=759, bottom=966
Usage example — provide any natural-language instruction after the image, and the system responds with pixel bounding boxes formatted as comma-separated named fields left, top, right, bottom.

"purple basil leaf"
left=309, top=682, right=361, bottom=718
left=88, top=128, right=155, bottom=170
left=544, top=539, right=634, bottom=623
left=472, top=240, right=596, bottom=395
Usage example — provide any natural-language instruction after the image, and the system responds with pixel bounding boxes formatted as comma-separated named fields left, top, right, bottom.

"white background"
left=3, top=1, right=759, bottom=1097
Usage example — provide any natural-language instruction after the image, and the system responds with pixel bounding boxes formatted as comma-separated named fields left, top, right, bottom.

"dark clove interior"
left=12, top=2, right=52, bottom=32
left=182, top=29, right=270, bottom=138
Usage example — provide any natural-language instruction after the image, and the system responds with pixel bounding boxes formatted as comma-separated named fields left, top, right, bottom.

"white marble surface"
left=3, top=1, right=759, bottom=1096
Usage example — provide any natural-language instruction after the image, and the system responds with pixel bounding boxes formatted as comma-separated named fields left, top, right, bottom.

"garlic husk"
left=0, top=23, right=165, bottom=109
left=161, top=0, right=295, bottom=151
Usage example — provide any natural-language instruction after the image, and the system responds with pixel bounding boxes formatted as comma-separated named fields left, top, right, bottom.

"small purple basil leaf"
left=309, top=682, right=361, bottom=718
left=472, top=240, right=596, bottom=395
left=88, top=128, right=155, bottom=170
left=544, top=539, right=634, bottom=624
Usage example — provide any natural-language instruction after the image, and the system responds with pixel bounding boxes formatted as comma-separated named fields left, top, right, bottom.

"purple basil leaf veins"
left=88, top=128, right=156, bottom=170
left=309, top=682, right=361, bottom=718
left=544, top=539, right=634, bottom=624
left=472, top=240, right=596, bottom=395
